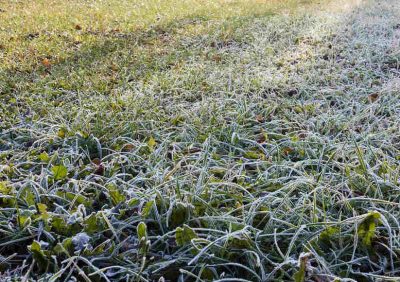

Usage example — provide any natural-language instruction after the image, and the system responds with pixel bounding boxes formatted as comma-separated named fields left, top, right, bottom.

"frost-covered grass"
left=1, top=0, right=400, bottom=281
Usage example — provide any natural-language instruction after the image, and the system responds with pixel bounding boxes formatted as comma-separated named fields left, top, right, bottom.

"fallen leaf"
left=91, top=158, right=104, bottom=175
left=110, top=63, right=118, bottom=71
left=75, top=24, right=82, bottom=30
left=282, top=147, right=293, bottom=156
left=287, top=88, right=298, bottom=96
left=368, top=93, right=379, bottom=103
left=212, top=54, right=222, bottom=62
left=122, top=143, right=135, bottom=151
left=256, top=133, right=267, bottom=143
left=298, top=132, right=307, bottom=139
left=26, top=33, right=39, bottom=40
left=42, top=58, right=51, bottom=68
left=255, top=115, right=265, bottom=123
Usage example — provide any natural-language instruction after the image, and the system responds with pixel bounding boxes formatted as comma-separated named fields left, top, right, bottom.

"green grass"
left=1, top=0, right=400, bottom=281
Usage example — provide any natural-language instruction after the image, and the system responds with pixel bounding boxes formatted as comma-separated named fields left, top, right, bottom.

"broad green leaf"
left=37, top=203, right=47, bottom=214
left=358, top=211, right=381, bottom=247
left=51, top=165, right=68, bottom=180
left=51, top=216, right=68, bottom=234
left=209, top=167, right=226, bottom=178
left=39, top=152, right=49, bottom=162
left=319, top=227, right=339, bottom=244
left=170, top=202, right=188, bottom=228
left=29, top=241, right=48, bottom=270
left=128, top=198, right=139, bottom=206
left=53, top=238, right=73, bottom=255
left=18, top=215, right=30, bottom=227
left=0, top=182, right=12, bottom=194
left=293, top=270, right=305, bottom=282
left=37, top=203, right=49, bottom=220
left=109, top=188, right=125, bottom=205
left=226, top=235, right=252, bottom=249
left=20, top=187, right=36, bottom=206
left=84, top=213, right=99, bottom=234
left=0, top=182, right=16, bottom=207
left=175, top=224, right=197, bottom=246
left=243, top=151, right=260, bottom=159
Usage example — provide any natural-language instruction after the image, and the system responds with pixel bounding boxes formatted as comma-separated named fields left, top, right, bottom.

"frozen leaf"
left=72, top=232, right=90, bottom=252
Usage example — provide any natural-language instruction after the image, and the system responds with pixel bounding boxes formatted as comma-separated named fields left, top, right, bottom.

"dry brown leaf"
left=255, top=115, right=265, bottom=123
left=110, top=63, right=118, bottom=72
left=282, top=147, right=293, bottom=156
left=41, top=58, right=51, bottom=68
left=256, top=134, right=266, bottom=143
left=368, top=93, right=379, bottom=103
left=123, top=144, right=135, bottom=152
left=212, top=54, right=222, bottom=62
left=298, top=132, right=307, bottom=139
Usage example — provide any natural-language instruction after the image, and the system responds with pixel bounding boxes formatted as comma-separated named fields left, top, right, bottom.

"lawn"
left=1, top=0, right=400, bottom=281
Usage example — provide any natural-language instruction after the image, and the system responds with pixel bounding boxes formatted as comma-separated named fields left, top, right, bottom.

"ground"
left=1, top=0, right=400, bottom=281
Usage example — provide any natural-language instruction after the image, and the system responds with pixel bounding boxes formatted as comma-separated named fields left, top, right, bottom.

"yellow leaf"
left=57, top=128, right=66, bottom=138
left=37, top=203, right=49, bottom=220
left=37, top=203, right=47, bottom=214
left=147, top=137, right=156, bottom=150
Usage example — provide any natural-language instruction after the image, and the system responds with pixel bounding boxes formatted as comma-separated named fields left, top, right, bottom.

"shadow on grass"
left=0, top=9, right=279, bottom=97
